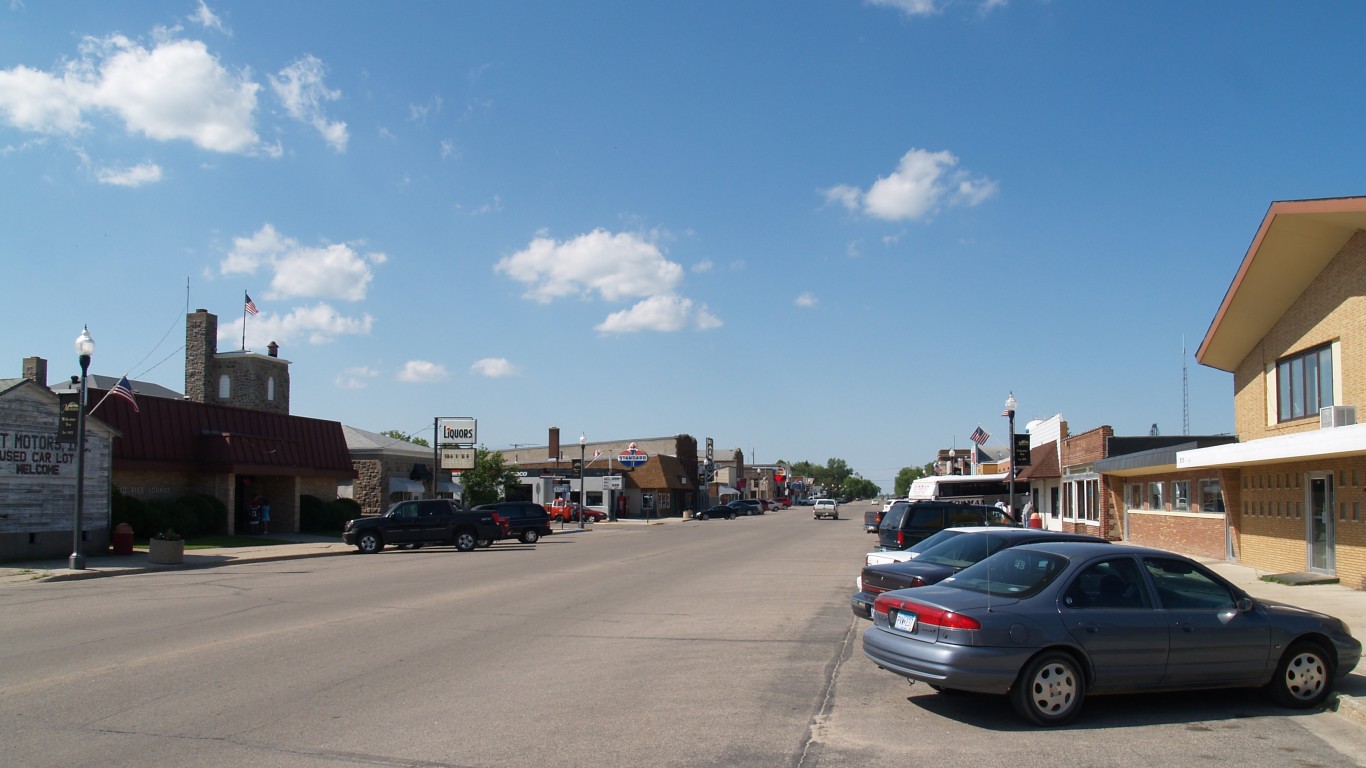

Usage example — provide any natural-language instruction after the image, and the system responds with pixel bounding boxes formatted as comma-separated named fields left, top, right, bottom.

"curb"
left=1335, top=694, right=1366, bottom=727
left=38, top=549, right=343, bottom=582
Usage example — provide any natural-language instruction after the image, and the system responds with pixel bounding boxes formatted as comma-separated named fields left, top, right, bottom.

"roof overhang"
left=1198, top=197, right=1366, bottom=372
left=1177, top=423, right=1366, bottom=470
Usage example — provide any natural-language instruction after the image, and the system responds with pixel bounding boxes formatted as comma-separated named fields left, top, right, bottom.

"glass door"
left=1306, top=473, right=1335, bottom=574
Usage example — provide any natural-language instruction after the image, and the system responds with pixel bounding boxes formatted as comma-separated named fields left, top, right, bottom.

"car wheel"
left=727, top=512, right=736, bottom=520
left=454, top=531, right=477, bottom=552
left=521, top=529, right=540, bottom=544
left=1011, top=651, right=1085, bottom=726
left=356, top=531, right=382, bottom=554
left=699, top=512, right=710, bottom=520
left=1268, top=640, right=1333, bottom=708
left=476, top=539, right=493, bottom=548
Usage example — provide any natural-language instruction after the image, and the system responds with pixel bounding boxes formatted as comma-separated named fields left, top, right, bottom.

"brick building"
left=1178, top=197, right=1366, bottom=588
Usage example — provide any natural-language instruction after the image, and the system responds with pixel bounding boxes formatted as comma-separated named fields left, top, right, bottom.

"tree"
left=381, top=429, right=430, bottom=448
left=894, top=464, right=931, bottom=497
left=460, top=447, right=520, bottom=507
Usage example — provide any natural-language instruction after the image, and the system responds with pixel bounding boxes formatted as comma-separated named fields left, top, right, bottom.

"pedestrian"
left=261, top=499, right=271, bottom=535
left=1023, top=500, right=1041, bottom=529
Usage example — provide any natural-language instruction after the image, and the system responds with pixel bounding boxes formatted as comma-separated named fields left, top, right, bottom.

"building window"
left=1125, top=483, right=1142, bottom=509
left=1065, top=478, right=1099, bottom=522
left=1148, top=482, right=1164, bottom=511
left=1276, top=343, right=1334, bottom=422
left=218, top=374, right=231, bottom=399
left=1199, top=479, right=1223, bottom=513
left=267, top=376, right=276, bottom=401
left=1172, top=481, right=1190, bottom=512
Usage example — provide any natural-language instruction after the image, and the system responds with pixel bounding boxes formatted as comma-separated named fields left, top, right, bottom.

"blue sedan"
left=862, top=541, right=1361, bottom=726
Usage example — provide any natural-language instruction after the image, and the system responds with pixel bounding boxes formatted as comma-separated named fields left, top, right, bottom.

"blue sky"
left=4, top=1, right=1364, bottom=493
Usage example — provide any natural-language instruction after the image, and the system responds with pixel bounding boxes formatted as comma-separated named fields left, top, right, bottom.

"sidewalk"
left=2, top=528, right=1363, bottom=726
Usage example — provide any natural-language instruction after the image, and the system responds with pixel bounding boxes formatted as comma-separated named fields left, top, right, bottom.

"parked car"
left=472, top=501, right=552, bottom=544
left=342, top=499, right=507, bottom=554
left=813, top=498, right=839, bottom=519
left=864, top=524, right=1016, bottom=566
left=694, top=504, right=738, bottom=520
left=851, top=528, right=1108, bottom=619
left=862, top=541, right=1363, bottom=726
left=727, top=499, right=763, bottom=516
left=876, top=500, right=1015, bottom=551
left=547, top=499, right=606, bottom=523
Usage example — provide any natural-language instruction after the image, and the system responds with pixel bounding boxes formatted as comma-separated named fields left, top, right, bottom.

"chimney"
left=548, top=427, right=560, bottom=460
left=22, top=357, right=48, bottom=388
left=267, top=341, right=279, bottom=358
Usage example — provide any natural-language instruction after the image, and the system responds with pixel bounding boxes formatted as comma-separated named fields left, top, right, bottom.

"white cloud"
left=335, top=366, right=378, bottom=390
left=220, top=223, right=385, bottom=301
left=795, top=292, right=818, bottom=308
left=269, top=55, right=347, bottom=152
left=220, top=301, right=374, bottom=348
left=471, top=357, right=518, bottom=377
left=94, top=161, right=162, bottom=187
left=595, top=294, right=721, bottom=334
left=692, top=259, right=713, bottom=273
left=398, top=360, right=448, bottom=383
left=0, top=65, right=92, bottom=134
left=826, top=148, right=997, bottom=222
left=866, top=0, right=940, bottom=15
left=188, top=1, right=229, bottom=35
left=495, top=229, right=684, bottom=304
left=87, top=36, right=261, bottom=153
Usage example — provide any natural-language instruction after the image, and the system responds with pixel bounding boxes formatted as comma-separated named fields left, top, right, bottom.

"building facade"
left=1180, top=197, right=1366, bottom=588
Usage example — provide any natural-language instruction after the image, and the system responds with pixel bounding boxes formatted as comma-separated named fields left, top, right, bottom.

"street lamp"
left=1004, top=391, right=1017, bottom=522
left=70, top=327, right=95, bottom=570
left=578, top=433, right=587, bottom=530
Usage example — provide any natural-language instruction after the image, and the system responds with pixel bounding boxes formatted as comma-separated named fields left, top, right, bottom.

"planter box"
left=147, top=538, right=184, bottom=565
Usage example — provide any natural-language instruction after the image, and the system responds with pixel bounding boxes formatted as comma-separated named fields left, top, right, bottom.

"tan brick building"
left=1179, top=197, right=1366, bottom=589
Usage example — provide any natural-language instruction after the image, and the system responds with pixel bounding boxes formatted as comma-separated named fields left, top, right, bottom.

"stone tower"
left=184, top=309, right=291, bottom=415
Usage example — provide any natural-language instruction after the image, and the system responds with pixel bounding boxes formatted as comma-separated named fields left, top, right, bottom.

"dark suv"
left=472, top=502, right=553, bottom=544
left=342, top=499, right=507, bottom=554
left=876, top=500, right=1016, bottom=550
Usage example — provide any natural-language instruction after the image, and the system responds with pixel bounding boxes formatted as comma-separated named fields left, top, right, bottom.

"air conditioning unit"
left=1320, top=405, right=1357, bottom=429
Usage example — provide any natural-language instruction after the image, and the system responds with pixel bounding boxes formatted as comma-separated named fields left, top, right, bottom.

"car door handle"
left=1077, top=622, right=1101, bottom=634
left=1175, top=622, right=1196, bottom=633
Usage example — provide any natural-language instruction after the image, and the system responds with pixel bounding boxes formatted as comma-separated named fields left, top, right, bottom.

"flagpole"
left=242, top=290, right=248, bottom=351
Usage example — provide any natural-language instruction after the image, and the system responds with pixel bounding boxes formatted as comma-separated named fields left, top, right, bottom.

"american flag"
left=244, top=293, right=259, bottom=316
left=969, top=426, right=989, bottom=445
left=111, top=376, right=140, bottom=413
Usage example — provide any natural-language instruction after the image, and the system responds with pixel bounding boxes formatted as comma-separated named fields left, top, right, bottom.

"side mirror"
left=1236, top=596, right=1255, bottom=613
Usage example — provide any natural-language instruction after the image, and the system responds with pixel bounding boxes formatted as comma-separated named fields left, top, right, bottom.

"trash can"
left=112, top=523, right=134, bottom=556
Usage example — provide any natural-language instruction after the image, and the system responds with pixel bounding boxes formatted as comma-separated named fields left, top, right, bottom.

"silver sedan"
left=862, top=541, right=1361, bottom=726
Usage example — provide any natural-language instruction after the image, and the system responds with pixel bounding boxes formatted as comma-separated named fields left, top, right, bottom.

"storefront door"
left=1306, top=473, right=1335, bottom=574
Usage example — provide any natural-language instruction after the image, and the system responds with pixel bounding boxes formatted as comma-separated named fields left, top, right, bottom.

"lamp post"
left=1004, top=391, right=1017, bottom=522
left=578, top=433, right=587, bottom=530
left=70, top=327, right=95, bottom=570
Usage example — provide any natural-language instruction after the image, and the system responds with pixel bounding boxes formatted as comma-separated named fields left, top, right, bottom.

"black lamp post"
left=70, top=326, right=94, bottom=570
left=578, top=433, right=587, bottom=530
left=1005, top=391, right=1017, bottom=521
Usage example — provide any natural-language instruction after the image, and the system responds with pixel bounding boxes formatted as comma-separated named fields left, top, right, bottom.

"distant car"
left=694, top=504, right=738, bottom=520
left=813, top=498, right=839, bottom=519
left=727, top=499, right=763, bottom=516
left=548, top=500, right=607, bottom=523
left=471, top=501, right=552, bottom=544
left=851, top=528, right=1108, bottom=620
left=862, top=542, right=1363, bottom=726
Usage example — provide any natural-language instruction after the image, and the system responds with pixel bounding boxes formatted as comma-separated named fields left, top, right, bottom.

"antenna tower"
left=1182, top=336, right=1190, bottom=435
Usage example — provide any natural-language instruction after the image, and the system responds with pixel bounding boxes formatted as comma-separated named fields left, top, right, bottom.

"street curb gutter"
left=38, top=549, right=342, bottom=583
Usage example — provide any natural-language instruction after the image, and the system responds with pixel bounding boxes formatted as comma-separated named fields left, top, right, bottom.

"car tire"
left=1268, top=640, right=1333, bottom=708
left=356, top=531, right=382, bottom=554
left=699, top=512, right=710, bottom=520
left=454, top=530, right=477, bottom=552
left=727, top=512, right=736, bottom=520
left=476, top=539, right=493, bottom=548
left=1011, top=651, right=1085, bottom=726
left=521, top=529, right=540, bottom=544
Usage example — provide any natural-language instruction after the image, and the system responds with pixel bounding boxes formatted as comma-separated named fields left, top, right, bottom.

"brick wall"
left=1127, top=512, right=1226, bottom=559
left=1237, top=458, right=1366, bottom=589
left=1232, top=232, right=1366, bottom=440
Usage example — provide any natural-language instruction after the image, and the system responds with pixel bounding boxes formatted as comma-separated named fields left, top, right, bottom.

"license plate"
left=893, top=611, right=918, bottom=632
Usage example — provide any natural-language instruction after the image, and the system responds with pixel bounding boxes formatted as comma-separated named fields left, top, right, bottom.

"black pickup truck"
left=342, top=499, right=508, bottom=553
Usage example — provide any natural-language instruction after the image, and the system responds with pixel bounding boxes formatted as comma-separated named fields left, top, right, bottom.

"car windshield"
left=900, top=528, right=963, bottom=555
left=916, top=533, right=1013, bottom=568
left=943, top=549, right=1069, bottom=598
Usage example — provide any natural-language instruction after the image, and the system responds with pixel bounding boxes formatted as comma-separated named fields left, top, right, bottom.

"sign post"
left=434, top=417, right=477, bottom=503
